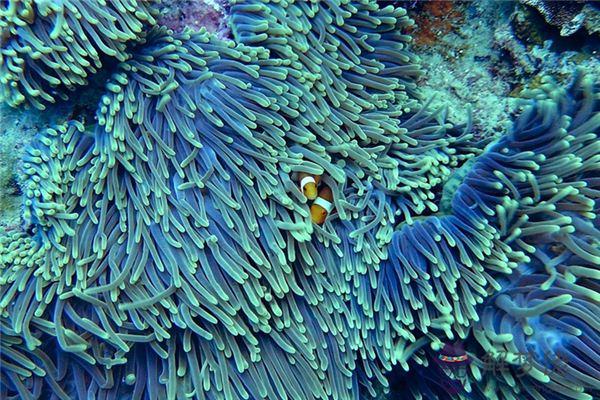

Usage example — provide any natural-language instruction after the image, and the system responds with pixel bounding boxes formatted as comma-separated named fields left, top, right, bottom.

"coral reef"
left=407, top=0, right=466, bottom=47
left=494, top=22, right=538, bottom=76
left=0, top=105, right=25, bottom=227
left=0, top=0, right=157, bottom=109
left=158, top=0, right=228, bottom=36
left=0, top=1, right=598, bottom=400
left=407, top=0, right=516, bottom=139
left=522, top=0, right=600, bottom=36
left=410, top=0, right=600, bottom=141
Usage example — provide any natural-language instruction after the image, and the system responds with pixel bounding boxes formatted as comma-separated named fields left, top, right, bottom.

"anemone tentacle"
left=0, top=0, right=157, bottom=108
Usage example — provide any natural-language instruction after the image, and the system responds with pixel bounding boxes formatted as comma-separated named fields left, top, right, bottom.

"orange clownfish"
left=299, top=173, right=320, bottom=200
left=310, top=186, right=333, bottom=225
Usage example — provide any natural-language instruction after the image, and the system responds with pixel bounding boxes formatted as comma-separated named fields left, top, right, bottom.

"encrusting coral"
left=0, top=0, right=157, bottom=109
left=0, top=1, right=598, bottom=399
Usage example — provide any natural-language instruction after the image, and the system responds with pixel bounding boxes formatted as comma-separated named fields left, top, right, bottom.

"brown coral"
left=408, top=1, right=466, bottom=47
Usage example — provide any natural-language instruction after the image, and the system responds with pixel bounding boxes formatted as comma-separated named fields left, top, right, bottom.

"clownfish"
left=310, top=186, right=333, bottom=225
left=299, top=173, right=320, bottom=200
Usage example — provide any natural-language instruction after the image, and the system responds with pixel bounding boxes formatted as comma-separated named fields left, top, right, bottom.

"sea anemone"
left=446, top=75, right=599, bottom=400
left=0, top=1, right=598, bottom=399
left=0, top=1, right=474, bottom=396
left=0, top=0, right=157, bottom=109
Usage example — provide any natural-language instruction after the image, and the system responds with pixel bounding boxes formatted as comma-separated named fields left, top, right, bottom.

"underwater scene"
left=0, top=0, right=598, bottom=399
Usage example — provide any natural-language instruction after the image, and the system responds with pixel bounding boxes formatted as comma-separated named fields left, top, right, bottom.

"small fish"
left=310, top=186, right=333, bottom=224
left=299, top=173, right=320, bottom=200
left=437, top=342, right=469, bottom=364
left=438, top=354, right=469, bottom=363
